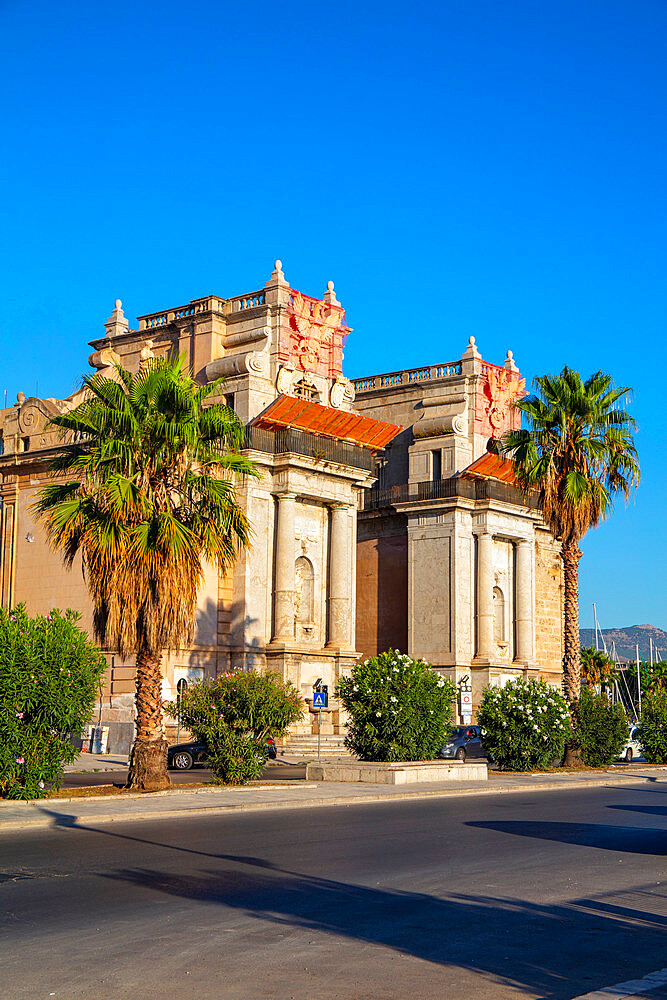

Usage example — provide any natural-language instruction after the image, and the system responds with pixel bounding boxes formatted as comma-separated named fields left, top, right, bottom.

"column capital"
left=274, top=491, right=298, bottom=501
left=329, top=500, right=354, bottom=512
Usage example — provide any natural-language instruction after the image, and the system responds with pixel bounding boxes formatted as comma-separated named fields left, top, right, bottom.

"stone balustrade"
left=138, top=297, right=226, bottom=330
left=353, top=361, right=462, bottom=395
left=228, top=291, right=266, bottom=312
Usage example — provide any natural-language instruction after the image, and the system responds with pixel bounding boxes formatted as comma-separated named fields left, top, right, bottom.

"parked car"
left=168, top=736, right=278, bottom=770
left=619, top=725, right=643, bottom=763
left=438, top=725, right=486, bottom=762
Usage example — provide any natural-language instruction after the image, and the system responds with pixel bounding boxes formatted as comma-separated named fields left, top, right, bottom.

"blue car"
left=438, top=725, right=486, bottom=762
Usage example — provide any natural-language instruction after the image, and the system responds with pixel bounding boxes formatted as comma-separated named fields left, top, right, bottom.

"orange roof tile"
left=460, top=452, right=520, bottom=484
left=251, top=396, right=401, bottom=451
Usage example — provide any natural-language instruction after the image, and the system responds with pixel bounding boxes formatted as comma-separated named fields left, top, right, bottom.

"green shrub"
left=637, top=693, right=667, bottom=764
left=0, top=605, right=106, bottom=799
left=166, top=670, right=304, bottom=785
left=477, top=678, right=570, bottom=771
left=336, top=650, right=456, bottom=762
left=576, top=689, right=628, bottom=767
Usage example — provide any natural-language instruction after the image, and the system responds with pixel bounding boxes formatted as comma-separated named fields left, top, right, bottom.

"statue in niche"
left=295, top=556, right=314, bottom=624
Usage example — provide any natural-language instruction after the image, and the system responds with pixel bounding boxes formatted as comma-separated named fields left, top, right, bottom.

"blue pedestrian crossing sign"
left=313, top=690, right=328, bottom=709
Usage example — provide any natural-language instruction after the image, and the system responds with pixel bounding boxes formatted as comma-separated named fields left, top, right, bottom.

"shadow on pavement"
left=466, top=820, right=666, bottom=855
left=96, top=853, right=667, bottom=1000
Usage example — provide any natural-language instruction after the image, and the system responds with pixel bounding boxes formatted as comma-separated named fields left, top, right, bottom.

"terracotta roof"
left=251, top=395, right=401, bottom=451
left=460, top=452, right=520, bottom=484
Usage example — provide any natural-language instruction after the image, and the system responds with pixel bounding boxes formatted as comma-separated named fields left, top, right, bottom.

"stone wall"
left=534, top=529, right=563, bottom=683
left=356, top=511, right=408, bottom=660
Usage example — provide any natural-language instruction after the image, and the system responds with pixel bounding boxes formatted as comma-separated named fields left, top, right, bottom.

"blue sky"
left=1, top=0, right=665, bottom=629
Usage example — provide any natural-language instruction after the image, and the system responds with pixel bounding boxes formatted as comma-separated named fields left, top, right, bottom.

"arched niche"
left=493, top=586, right=506, bottom=642
left=295, top=556, right=314, bottom=623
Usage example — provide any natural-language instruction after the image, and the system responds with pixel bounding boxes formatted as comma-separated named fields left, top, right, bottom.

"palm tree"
left=33, top=356, right=258, bottom=790
left=580, top=646, right=616, bottom=693
left=501, top=368, right=639, bottom=760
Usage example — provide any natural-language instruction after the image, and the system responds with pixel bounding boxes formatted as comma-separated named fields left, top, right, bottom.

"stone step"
left=277, top=734, right=352, bottom=757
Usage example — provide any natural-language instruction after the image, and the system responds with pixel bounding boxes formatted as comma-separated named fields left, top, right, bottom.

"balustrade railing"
left=353, top=361, right=462, bottom=395
left=228, top=291, right=266, bottom=312
left=362, top=477, right=540, bottom=510
left=138, top=297, right=225, bottom=330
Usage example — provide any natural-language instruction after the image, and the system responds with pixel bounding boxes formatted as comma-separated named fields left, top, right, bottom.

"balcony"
left=361, top=476, right=541, bottom=510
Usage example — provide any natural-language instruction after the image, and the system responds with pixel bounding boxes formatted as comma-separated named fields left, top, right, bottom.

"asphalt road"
left=61, top=763, right=307, bottom=787
left=2, top=784, right=666, bottom=1000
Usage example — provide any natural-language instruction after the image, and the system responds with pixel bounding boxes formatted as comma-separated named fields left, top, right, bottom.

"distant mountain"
left=579, top=624, right=667, bottom=662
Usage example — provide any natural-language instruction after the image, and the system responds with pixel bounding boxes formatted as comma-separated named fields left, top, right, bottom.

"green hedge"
left=576, top=689, right=628, bottom=767
left=336, top=650, right=456, bottom=762
left=477, top=678, right=570, bottom=771
left=0, top=606, right=106, bottom=799
left=166, top=670, right=304, bottom=784
left=637, top=693, right=667, bottom=764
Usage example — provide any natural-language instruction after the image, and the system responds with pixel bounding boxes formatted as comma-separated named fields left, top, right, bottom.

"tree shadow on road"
left=466, top=820, right=666, bottom=855
left=99, top=850, right=667, bottom=1000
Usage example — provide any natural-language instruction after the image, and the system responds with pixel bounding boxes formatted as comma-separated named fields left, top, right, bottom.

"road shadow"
left=466, top=820, right=666, bottom=855
left=608, top=804, right=667, bottom=818
left=98, top=851, right=667, bottom=1000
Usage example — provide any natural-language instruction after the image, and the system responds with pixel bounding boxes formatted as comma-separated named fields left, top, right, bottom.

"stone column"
left=515, top=539, right=534, bottom=663
left=327, top=503, right=352, bottom=649
left=476, top=531, right=494, bottom=660
left=272, top=493, right=297, bottom=642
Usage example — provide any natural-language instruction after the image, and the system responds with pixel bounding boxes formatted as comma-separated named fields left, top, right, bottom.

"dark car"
left=168, top=736, right=278, bottom=770
left=438, top=725, right=486, bottom=762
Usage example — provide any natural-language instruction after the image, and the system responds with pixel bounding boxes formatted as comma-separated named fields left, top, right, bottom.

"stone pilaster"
left=327, top=502, right=352, bottom=649
left=0, top=476, right=18, bottom=608
left=271, top=492, right=297, bottom=642
left=515, top=538, right=534, bottom=664
left=475, top=531, right=494, bottom=661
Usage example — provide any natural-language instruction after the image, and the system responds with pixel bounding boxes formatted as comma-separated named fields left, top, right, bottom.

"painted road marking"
left=572, top=967, right=667, bottom=999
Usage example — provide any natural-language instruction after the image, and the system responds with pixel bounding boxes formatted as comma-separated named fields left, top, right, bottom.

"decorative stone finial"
left=105, top=298, right=129, bottom=339
left=324, top=279, right=340, bottom=306
left=462, top=335, right=481, bottom=360
left=504, top=349, right=518, bottom=372
left=16, top=391, right=25, bottom=406
left=266, top=259, right=289, bottom=289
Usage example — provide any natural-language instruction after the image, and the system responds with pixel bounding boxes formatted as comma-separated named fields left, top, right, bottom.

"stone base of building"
left=305, top=760, right=488, bottom=784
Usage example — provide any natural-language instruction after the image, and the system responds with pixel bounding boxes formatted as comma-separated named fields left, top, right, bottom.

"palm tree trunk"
left=126, top=647, right=171, bottom=791
left=562, top=542, right=583, bottom=765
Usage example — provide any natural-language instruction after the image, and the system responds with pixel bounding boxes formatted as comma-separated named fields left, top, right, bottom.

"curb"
left=0, top=771, right=665, bottom=835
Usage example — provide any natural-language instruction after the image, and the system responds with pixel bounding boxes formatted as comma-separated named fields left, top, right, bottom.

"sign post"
left=312, top=683, right=328, bottom=759
left=176, top=678, right=188, bottom=743
left=458, top=674, right=473, bottom=724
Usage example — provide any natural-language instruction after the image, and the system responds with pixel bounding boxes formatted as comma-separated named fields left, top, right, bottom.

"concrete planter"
left=305, top=760, right=488, bottom=784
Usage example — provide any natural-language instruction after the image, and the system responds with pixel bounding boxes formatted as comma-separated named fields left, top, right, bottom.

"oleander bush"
left=637, top=692, right=667, bottom=764
left=166, top=670, right=304, bottom=784
left=0, top=605, right=106, bottom=799
left=336, top=650, right=456, bottom=762
left=576, top=688, right=628, bottom=767
left=477, top=678, right=570, bottom=771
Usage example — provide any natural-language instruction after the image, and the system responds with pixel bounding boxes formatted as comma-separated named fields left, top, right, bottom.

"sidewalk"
left=1, top=765, right=665, bottom=835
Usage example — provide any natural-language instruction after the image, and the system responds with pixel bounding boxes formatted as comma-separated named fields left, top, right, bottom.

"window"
left=493, top=586, right=505, bottom=641
left=295, top=556, right=314, bottom=622
left=22, top=436, right=30, bottom=453
left=431, top=449, right=442, bottom=481
left=293, top=379, right=319, bottom=403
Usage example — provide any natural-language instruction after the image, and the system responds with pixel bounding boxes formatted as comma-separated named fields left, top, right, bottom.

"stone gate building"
left=0, top=262, right=563, bottom=751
